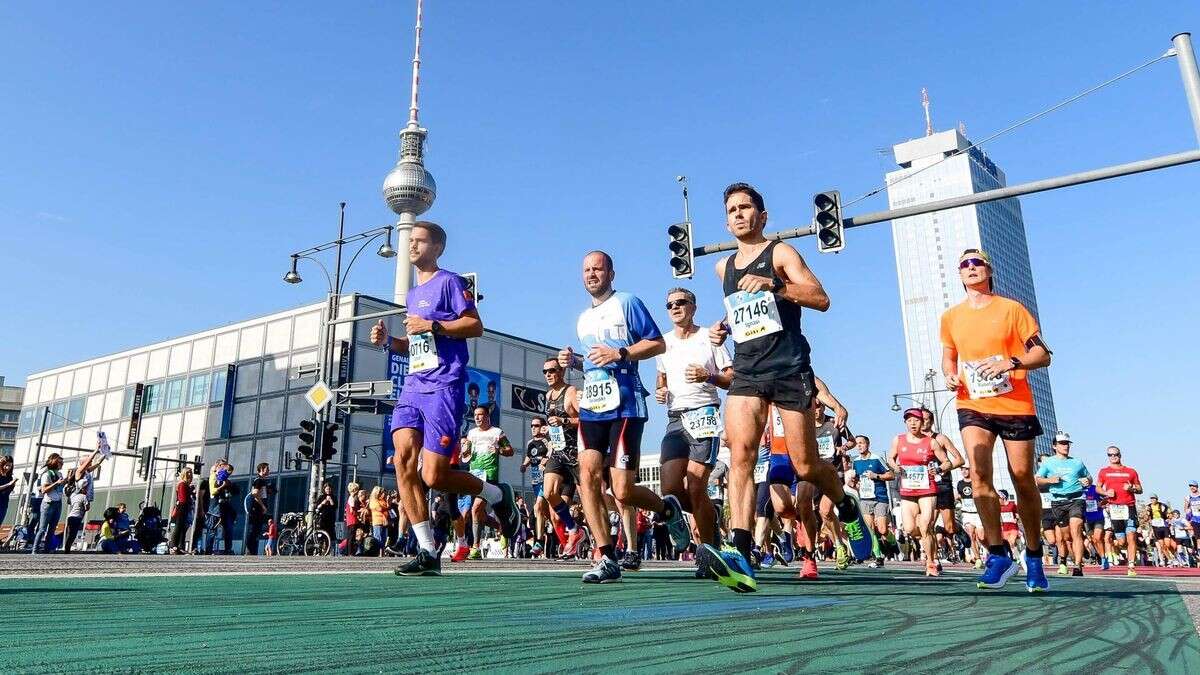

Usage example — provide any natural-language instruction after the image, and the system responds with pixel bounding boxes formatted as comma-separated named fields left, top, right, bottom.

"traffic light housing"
left=814, top=191, right=845, bottom=254
left=462, top=272, right=483, bottom=304
left=667, top=222, right=694, bottom=279
left=136, top=445, right=152, bottom=479
left=320, top=422, right=340, bottom=462
left=298, top=419, right=316, bottom=460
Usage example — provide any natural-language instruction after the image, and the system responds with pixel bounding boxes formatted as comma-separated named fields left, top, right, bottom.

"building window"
left=67, top=398, right=85, bottom=426
left=143, top=382, right=164, bottom=414
left=17, top=408, right=36, bottom=435
left=211, top=369, right=229, bottom=404
left=49, top=401, right=67, bottom=430
left=165, top=378, right=185, bottom=410
left=122, top=386, right=137, bottom=417
left=187, top=373, right=211, bottom=407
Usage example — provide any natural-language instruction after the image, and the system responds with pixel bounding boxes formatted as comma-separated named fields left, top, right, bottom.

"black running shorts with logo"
left=1050, top=497, right=1085, bottom=527
left=578, top=418, right=644, bottom=472
left=729, top=368, right=816, bottom=413
left=660, top=416, right=720, bottom=466
left=543, top=455, right=579, bottom=485
left=957, top=408, right=1043, bottom=441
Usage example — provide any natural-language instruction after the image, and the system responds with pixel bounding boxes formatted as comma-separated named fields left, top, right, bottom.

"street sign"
left=305, top=381, right=334, bottom=412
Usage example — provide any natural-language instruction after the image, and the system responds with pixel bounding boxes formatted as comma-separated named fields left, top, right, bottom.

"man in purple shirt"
left=370, top=221, right=518, bottom=576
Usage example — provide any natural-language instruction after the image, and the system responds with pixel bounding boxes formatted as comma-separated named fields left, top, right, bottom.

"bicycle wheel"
left=277, top=529, right=301, bottom=556
left=303, top=530, right=331, bottom=557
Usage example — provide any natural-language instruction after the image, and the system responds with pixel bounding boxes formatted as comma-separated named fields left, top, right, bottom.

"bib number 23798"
left=408, top=332, right=439, bottom=373
left=582, top=370, right=620, bottom=413
left=723, top=291, right=783, bottom=344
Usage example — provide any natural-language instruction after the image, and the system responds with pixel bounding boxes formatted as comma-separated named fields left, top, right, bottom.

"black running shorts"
left=957, top=408, right=1043, bottom=441
left=729, top=368, right=816, bottom=413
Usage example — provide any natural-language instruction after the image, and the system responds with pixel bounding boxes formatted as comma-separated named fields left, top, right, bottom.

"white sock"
left=479, top=482, right=503, bottom=506
left=413, top=521, right=435, bottom=553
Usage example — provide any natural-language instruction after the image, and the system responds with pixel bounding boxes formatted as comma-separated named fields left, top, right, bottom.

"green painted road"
left=2, top=566, right=1198, bottom=673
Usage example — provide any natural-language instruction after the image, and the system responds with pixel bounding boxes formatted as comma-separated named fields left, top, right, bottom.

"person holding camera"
left=169, top=467, right=195, bottom=554
left=62, top=464, right=95, bottom=552
left=31, top=453, right=68, bottom=554
left=205, top=460, right=237, bottom=554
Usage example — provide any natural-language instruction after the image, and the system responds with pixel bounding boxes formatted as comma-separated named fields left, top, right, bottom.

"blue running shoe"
left=837, top=494, right=875, bottom=561
left=697, top=544, right=757, bottom=593
left=1025, top=554, right=1049, bottom=593
left=663, top=495, right=693, bottom=553
left=1101, top=556, right=1110, bottom=571
left=976, top=553, right=1019, bottom=589
left=780, top=532, right=795, bottom=564
left=761, top=552, right=776, bottom=568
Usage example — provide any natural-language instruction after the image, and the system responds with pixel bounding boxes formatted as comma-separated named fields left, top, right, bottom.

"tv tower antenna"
left=921, top=88, right=933, bottom=137
left=383, top=0, right=438, bottom=305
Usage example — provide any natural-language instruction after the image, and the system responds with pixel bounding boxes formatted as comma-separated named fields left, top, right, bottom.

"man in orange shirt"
left=940, top=248, right=1052, bottom=592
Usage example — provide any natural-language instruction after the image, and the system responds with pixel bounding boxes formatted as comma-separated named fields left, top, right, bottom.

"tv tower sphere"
left=382, top=141, right=436, bottom=216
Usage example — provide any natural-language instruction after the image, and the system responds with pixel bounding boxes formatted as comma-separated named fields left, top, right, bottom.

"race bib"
left=1085, top=498, right=1099, bottom=512
left=547, top=425, right=566, bottom=451
left=962, top=356, right=1014, bottom=400
left=682, top=406, right=720, bottom=440
left=1175, top=525, right=1190, bottom=538
left=407, top=332, right=439, bottom=373
left=470, top=469, right=488, bottom=482
left=1107, top=504, right=1130, bottom=521
left=857, top=477, right=876, bottom=500
left=1151, top=518, right=1165, bottom=528
left=581, top=370, right=620, bottom=413
left=1191, top=502, right=1200, bottom=517
left=1000, top=510, right=1017, bottom=524
left=962, top=498, right=977, bottom=513
left=723, top=290, right=783, bottom=344
left=900, top=465, right=928, bottom=491
left=1039, top=492, right=1053, bottom=509
left=771, top=408, right=785, bottom=437
left=816, top=435, right=835, bottom=459
left=753, top=461, right=768, bottom=484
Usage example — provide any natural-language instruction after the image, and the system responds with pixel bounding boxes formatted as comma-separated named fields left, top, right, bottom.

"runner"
left=559, top=250, right=690, bottom=584
left=756, top=404, right=805, bottom=576
left=1081, top=477, right=1108, bottom=570
left=957, top=466, right=986, bottom=568
left=998, top=489, right=1022, bottom=553
left=922, top=408, right=966, bottom=568
left=794, top=392, right=855, bottom=571
left=539, top=358, right=585, bottom=557
left=939, top=248, right=1053, bottom=592
left=701, top=183, right=873, bottom=594
left=1146, top=495, right=1172, bottom=568
left=460, top=407, right=515, bottom=558
left=1036, top=455, right=1061, bottom=569
left=370, top=221, right=519, bottom=577
left=888, top=408, right=957, bottom=576
left=1185, top=480, right=1200, bottom=554
left=521, top=416, right=551, bottom=553
left=851, top=434, right=894, bottom=568
left=1168, top=509, right=1194, bottom=567
left=654, top=287, right=733, bottom=575
left=1034, top=431, right=1091, bottom=577
left=1096, top=446, right=1142, bottom=576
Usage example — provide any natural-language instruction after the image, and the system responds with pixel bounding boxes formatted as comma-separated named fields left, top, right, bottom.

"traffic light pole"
left=690, top=32, right=1200, bottom=259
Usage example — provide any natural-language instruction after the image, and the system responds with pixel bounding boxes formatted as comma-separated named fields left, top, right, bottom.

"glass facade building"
left=8, top=295, right=562, bottom=550
left=886, top=129, right=1059, bottom=490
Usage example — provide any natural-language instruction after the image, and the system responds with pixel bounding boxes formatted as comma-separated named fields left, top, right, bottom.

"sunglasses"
left=530, top=423, right=544, bottom=428
left=959, top=258, right=989, bottom=270
left=542, top=368, right=560, bottom=374
left=1107, top=453, right=1120, bottom=457
left=665, top=299, right=692, bottom=309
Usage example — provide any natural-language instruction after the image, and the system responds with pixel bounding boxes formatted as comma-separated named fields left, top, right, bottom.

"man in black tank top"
left=697, top=183, right=875, bottom=593
left=538, top=357, right=586, bottom=556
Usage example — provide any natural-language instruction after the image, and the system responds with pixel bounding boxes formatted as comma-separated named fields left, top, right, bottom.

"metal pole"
left=1173, top=33, right=1200, bottom=144
left=393, top=213, right=415, bottom=305
left=694, top=148, right=1200, bottom=257
left=14, top=408, right=50, bottom=541
left=143, top=436, right=158, bottom=508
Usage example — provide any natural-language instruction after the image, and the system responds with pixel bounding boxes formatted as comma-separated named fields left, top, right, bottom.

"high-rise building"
left=0, top=376, right=24, bottom=458
left=886, top=129, right=1058, bottom=470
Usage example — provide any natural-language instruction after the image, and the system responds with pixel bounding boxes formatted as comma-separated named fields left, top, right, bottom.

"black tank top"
left=722, top=240, right=811, bottom=381
left=544, top=386, right=578, bottom=456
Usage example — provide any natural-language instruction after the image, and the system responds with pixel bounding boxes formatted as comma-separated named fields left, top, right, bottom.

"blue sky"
left=2, top=2, right=1198, bottom=500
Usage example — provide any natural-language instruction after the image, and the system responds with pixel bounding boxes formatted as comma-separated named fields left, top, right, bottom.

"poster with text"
left=462, top=367, right=501, bottom=436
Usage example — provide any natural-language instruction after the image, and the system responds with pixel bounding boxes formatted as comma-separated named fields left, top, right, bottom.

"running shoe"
left=1126, top=565, right=1138, bottom=577
left=662, top=495, right=693, bottom=552
left=468, top=547, right=482, bottom=560
left=554, top=521, right=568, bottom=547
left=582, top=557, right=622, bottom=584
left=450, top=545, right=470, bottom=563
left=1057, top=563, right=1069, bottom=576
left=936, top=562, right=944, bottom=574
left=836, top=493, right=875, bottom=561
left=561, top=528, right=584, bottom=558
left=492, top=483, right=520, bottom=540
left=925, top=563, right=941, bottom=577
left=695, top=556, right=716, bottom=580
left=394, top=549, right=441, bottom=577
left=779, top=532, right=795, bottom=564
left=973, top=558, right=983, bottom=570
left=698, top=544, right=757, bottom=593
left=976, top=553, right=1019, bottom=590
left=1025, top=554, right=1048, bottom=593
left=1071, top=566, right=1083, bottom=577
left=750, top=549, right=763, bottom=571
left=620, top=551, right=642, bottom=572
left=1101, top=556, right=1110, bottom=571
left=834, top=544, right=849, bottom=571
left=761, top=552, right=776, bottom=569
left=799, top=558, right=819, bottom=580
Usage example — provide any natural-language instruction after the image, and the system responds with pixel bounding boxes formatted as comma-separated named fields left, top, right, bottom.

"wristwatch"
left=1009, top=356, right=1021, bottom=371
left=431, top=320, right=444, bottom=335
left=771, top=277, right=785, bottom=293
left=618, top=347, right=630, bottom=361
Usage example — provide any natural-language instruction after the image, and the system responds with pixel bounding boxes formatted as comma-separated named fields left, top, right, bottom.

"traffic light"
left=298, top=419, right=316, bottom=460
left=813, top=191, right=845, bottom=254
left=462, top=272, right=483, bottom=303
left=136, top=445, right=152, bottom=480
left=667, top=222, right=694, bottom=279
left=320, top=422, right=340, bottom=462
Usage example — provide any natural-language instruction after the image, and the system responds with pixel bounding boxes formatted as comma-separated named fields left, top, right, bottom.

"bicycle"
left=275, top=512, right=332, bottom=557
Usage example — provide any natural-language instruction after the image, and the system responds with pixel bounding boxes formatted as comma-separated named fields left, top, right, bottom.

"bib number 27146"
left=723, top=291, right=783, bottom=344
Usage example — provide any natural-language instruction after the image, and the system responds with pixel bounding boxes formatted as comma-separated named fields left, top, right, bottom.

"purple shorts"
left=391, top=385, right=465, bottom=458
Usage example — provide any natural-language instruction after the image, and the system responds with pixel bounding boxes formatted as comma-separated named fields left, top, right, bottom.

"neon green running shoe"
left=835, top=544, right=850, bottom=570
left=697, top=544, right=757, bottom=593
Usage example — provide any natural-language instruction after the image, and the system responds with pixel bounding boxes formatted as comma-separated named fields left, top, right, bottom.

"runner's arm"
left=771, top=244, right=830, bottom=311
left=564, top=386, right=580, bottom=425
left=813, top=376, right=848, bottom=429
left=873, top=460, right=895, bottom=481
left=941, top=345, right=961, bottom=389
left=932, top=444, right=953, bottom=473
left=430, top=308, right=484, bottom=339
left=886, top=438, right=900, bottom=473
left=936, top=433, right=965, bottom=470
left=708, top=366, right=733, bottom=390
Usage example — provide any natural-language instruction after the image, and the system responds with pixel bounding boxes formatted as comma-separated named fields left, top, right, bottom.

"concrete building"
left=886, top=129, right=1059, bottom=474
left=8, top=295, right=562, bottom=542
left=0, top=377, right=23, bottom=458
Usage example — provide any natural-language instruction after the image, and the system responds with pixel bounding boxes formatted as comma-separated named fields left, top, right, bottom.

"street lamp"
left=283, top=256, right=302, bottom=284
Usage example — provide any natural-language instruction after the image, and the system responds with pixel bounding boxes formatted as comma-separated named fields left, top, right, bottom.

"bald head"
left=582, top=251, right=615, bottom=299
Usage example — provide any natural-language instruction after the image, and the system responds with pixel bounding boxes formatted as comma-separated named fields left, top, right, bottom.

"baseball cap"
left=902, top=408, right=924, bottom=421
left=1189, top=480, right=1198, bottom=487
left=1053, top=431, right=1071, bottom=443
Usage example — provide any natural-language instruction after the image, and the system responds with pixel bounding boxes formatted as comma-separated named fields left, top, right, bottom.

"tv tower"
left=382, top=0, right=437, bottom=305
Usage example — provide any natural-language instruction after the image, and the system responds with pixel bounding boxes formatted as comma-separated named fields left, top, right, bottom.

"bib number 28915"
left=582, top=370, right=620, bottom=413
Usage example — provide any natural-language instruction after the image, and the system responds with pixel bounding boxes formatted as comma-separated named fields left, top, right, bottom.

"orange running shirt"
left=939, top=296, right=1039, bottom=416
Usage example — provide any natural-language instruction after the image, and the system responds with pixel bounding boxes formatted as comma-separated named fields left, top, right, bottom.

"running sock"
left=733, top=528, right=754, bottom=563
left=479, top=482, right=503, bottom=506
left=456, top=535, right=468, bottom=548
left=1026, top=546, right=1043, bottom=559
left=552, top=502, right=577, bottom=531
left=797, top=547, right=812, bottom=561
left=472, top=521, right=483, bottom=548
left=1048, top=544, right=1059, bottom=564
left=987, top=544, right=1008, bottom=558
left=413, top=521, right=436, bottom=554
left=600, top=544, right=617, bottom=562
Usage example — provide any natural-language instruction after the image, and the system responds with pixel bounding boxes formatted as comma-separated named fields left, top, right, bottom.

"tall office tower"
left=886, top=127, right=1058, bottom=476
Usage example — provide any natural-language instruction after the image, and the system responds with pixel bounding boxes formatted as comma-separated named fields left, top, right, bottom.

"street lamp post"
left=284, top=203, right=397, bottom=532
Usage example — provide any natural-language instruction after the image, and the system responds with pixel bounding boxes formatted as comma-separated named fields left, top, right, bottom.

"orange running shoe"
left=799, top=558, right=819, bottom=580
left=450, top=545, right=470, bottom=563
